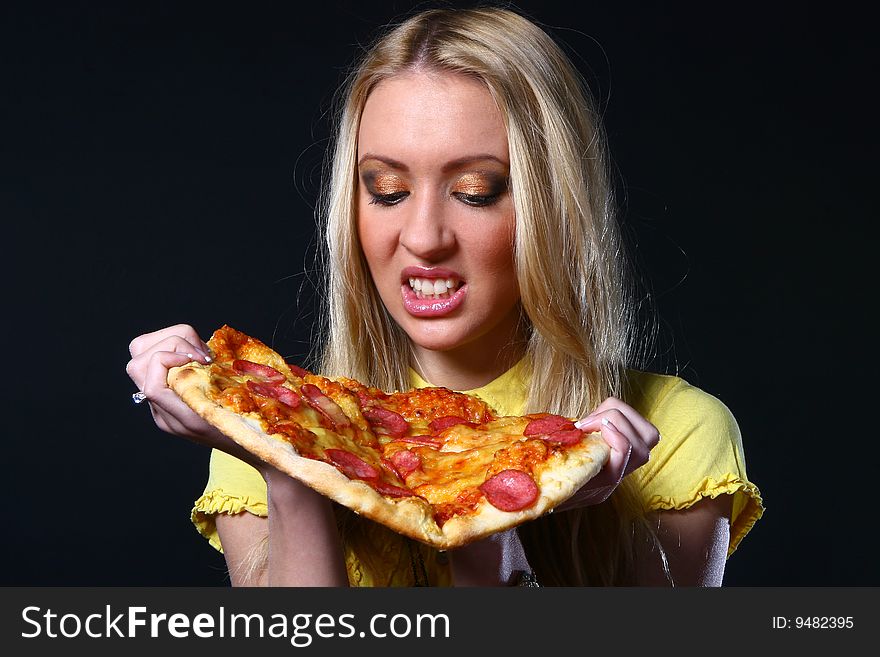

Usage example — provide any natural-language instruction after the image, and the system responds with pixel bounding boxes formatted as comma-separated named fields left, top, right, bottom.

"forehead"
left=358, top=71, right=509, bottom=165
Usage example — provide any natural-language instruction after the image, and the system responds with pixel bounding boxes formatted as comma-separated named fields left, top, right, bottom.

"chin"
left=398, top=319, right=468, bottom=353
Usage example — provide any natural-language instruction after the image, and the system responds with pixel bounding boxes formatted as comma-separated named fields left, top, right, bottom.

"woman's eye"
left=453, top=192, right=500, bottom=207
left=369, top=191, right=409, bottom=206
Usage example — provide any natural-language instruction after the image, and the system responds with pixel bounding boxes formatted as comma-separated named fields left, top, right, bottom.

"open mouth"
left=406, top=276, right=463, bottom=300
left=400, top=276, right=467, bottom=317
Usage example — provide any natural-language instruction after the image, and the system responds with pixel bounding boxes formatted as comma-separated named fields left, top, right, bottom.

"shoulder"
left=623, top=370, right=739, bottom=439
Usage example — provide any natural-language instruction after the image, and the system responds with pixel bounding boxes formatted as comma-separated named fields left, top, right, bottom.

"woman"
left=126, top=7, right=762, bottom=586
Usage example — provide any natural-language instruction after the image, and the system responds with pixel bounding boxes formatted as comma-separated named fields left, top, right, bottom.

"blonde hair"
left=318, top=6, right=659, bottom=586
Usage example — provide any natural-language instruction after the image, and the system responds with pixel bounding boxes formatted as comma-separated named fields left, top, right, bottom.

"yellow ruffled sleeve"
left=190, top=449, right=268, bottom=553
left=626, top=371, right=764, bottom=555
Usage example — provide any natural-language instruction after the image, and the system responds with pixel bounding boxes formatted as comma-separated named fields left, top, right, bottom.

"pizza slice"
left=168, top=325, right=609, bottom=549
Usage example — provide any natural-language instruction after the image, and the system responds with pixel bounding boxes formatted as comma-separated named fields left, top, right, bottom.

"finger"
left=576, top=397, right=661, bottom=450
left=574, top=410, right=649, bottom=470
left=128, top=324, right=211, bottom=358
left=141, top=351, right=219, bottom=438
left=556, top=422, right=631, bottom=511
left=141, top=349, right=199, bottom=401
left=593, top=418, right=632, bottom=482
left=126, top=335, right=212, bottom=388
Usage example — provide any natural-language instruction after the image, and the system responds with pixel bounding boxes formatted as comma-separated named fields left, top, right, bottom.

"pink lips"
left=400, top=266, right=467, bottom=318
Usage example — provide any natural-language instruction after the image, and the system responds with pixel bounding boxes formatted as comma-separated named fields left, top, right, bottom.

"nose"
left=398, top=190, right=456, bottom=261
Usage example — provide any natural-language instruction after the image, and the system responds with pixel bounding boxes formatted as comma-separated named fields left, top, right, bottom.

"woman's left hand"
left=556, top=397, right=661, bottom=510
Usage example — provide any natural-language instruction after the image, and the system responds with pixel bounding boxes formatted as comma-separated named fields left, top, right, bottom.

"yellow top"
left=191, top=359, right=764, bottom=586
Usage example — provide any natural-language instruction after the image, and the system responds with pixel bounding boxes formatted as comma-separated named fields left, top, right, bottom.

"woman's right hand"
left=125, top=324, right=262, bottom=468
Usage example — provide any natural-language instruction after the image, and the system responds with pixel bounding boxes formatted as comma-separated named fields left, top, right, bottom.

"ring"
left=132, top=391, right=147, bottom=405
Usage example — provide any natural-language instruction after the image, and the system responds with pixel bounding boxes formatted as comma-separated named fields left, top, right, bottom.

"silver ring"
left=132, top=391, right=148, bottom=405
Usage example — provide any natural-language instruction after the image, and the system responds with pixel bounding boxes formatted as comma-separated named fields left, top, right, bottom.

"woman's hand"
left=125, top=324, right=264, bottom=470
left=557, top=397, right=661, bottom=510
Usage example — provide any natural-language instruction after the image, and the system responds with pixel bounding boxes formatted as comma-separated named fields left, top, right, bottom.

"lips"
left=400, top=266, right=467, bottom=317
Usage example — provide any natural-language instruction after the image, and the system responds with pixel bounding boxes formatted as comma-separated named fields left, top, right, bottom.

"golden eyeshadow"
left=371, top=174, right=408, bottom=195
left=452, top=173, right=506, bottom=196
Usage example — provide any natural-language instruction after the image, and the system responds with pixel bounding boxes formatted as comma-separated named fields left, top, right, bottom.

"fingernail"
left=600, top=417, right=618, bottom=432
left=193, top=348, right=212, bottom=362
left=575, top=414, right=599, bottom=430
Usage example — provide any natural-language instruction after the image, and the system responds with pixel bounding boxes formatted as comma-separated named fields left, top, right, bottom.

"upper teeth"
left=408, top=277, right=460, bottom=298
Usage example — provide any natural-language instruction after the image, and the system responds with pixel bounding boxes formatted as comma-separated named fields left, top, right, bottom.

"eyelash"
left=453, top=192, right=501, bottom=207
left=368, top=192, right=409, bottom=206
left=368, top=192, right=501, bottom=208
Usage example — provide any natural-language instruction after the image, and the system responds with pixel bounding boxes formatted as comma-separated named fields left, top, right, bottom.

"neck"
left=410, top=318, right=527, bottom=391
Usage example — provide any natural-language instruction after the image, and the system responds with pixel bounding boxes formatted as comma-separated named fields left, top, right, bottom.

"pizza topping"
left=324, top=448, right=379, bottom=480
left=287, top=362, right=311, bottom=378
left=232, top=359, right=286, bottom=383
left=393, top=435, right=442, bottom=448
left=370, top=481, right=415, bottom=498
left=486, top=439, right=548, bottom=477
left=388, top=449, right=422, bottom=478
left=433, top=488, right=484, bottom=526
left=246, top=380, right=302, bottom=409
left=429, top=416, right=474, bottom=432
left=270, top=421, right=317, bottom=452
left=361, top=405, right=410, bottom=438
left=479, top=469, right=540, bottom=512
left=214, top=385, right=258, bottom=413
left=524, top=414, right=575, bottom=436
left=301, top=384, right=351, bottom=428
left=542, top=429, right=585, bottom=445
left=385, top=386, right=493, bottom=425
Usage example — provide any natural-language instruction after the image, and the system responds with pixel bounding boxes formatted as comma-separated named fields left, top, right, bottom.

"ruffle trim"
left=190, top=489, right=268, bottom=554
left=644, top=474, right=764, bottom=556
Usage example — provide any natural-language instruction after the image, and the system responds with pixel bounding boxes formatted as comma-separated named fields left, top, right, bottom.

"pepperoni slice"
left=429, top=416, right=473, bottom=432
left=388, top=449, right=422, bottom=478
left=287, top=362, right=310, bottom=378
left=542, top=429, right=584, bottom=445
left=479, top=470, right=540, bottom=512
left=246, top=380, right=301, bottom=408
left=370, top=481, right=415, bottom=498
left=301, top=384, right=351, bottom=428
left=362, top=406, right=409, bottom=438
left=232, top=359, right=286, bottom=383
left=523, top=414, right=575, bottom=436
left=324, top=448, right=379, bottom=480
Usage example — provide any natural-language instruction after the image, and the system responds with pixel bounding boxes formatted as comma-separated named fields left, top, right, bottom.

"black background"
left=2, top=0, right=875, bottom=586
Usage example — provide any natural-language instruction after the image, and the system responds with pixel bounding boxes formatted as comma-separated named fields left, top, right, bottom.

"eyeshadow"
left=452, top=172, right=508, bottom=196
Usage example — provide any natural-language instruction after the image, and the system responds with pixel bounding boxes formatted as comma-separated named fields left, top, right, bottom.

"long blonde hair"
left=318, top=6, right=658, bottom=586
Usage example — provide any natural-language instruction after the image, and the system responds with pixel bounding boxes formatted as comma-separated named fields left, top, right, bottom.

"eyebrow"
left=357, top=153, right=509, bottom=172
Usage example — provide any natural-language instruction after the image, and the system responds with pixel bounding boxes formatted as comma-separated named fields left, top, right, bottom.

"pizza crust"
left=168, top=362, right=609, bottom=549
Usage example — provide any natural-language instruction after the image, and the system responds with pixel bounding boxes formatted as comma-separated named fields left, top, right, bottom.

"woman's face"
left=356, top=71, right=521, bottom=359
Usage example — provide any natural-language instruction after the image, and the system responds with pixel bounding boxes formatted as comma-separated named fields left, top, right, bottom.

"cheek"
left=357, top=206, right=397, bottom=276
left=469, top=218, right=516, bottom=277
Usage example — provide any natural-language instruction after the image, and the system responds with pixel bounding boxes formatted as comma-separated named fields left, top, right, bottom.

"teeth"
left=407, top=277, right=461, bottom=299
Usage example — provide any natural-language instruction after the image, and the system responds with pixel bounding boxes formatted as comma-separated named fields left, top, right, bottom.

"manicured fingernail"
left=193, top=348, right=212, bottom=362
left=600, top=417, right=617, bottom=432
